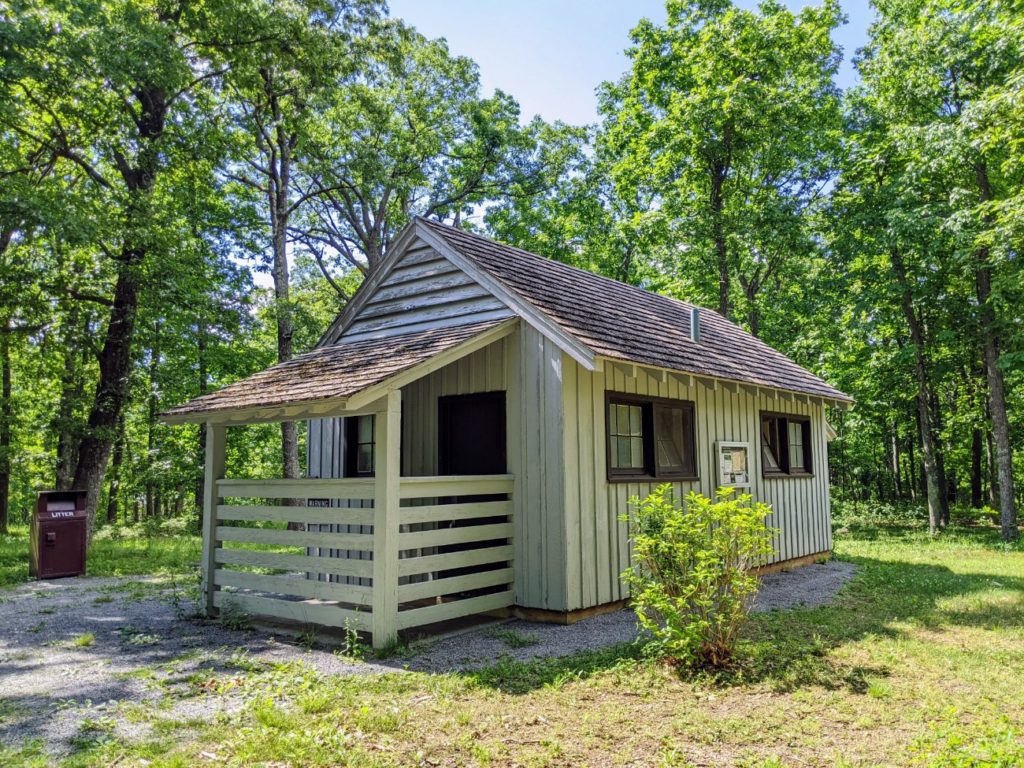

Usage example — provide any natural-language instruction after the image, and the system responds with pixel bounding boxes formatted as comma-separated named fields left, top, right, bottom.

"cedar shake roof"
left=162, top=320, right=505, bottom=421
left=418, top=218, right=851, bottom=403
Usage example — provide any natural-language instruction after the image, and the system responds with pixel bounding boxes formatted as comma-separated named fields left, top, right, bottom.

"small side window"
left=345, top=415, right=375, bottom=477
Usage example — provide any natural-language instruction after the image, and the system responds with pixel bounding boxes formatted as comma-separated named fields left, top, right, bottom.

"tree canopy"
left=0, top=0, right=1019, bottom=540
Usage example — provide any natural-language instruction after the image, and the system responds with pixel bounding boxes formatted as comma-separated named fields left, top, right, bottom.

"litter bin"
left=29, top=490, right=88, bottom=579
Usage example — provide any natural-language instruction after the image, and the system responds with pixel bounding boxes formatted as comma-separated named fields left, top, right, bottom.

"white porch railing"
left=204, top=474, right=514, bottom=646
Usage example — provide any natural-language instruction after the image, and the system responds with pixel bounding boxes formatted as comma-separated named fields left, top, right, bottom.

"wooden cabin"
left=164, top=218, right=851, bottom=648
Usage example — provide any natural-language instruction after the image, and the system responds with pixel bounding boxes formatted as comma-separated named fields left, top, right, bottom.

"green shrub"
left=621, top=485, right=774, bottom=668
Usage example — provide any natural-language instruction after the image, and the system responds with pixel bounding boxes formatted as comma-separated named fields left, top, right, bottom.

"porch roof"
left=162, top=319, right=510, bottom=424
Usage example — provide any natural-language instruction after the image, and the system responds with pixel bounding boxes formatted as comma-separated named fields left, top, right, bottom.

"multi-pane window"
left=345, top=414, right=375, bottom=477
left=607, top=394, right=697, bottom=481
left=760, top=412, right=811, bottom=477
left=788, top=420, right=806, bottom=472
left=608, top=402, right=645, bottom=472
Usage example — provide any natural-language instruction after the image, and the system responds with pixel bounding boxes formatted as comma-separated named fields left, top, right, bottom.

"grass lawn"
left=0, top=524, right=202, bottom=588
left=2, top=523, right=1023, bottom=767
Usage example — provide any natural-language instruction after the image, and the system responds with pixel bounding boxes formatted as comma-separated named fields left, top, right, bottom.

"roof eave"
left=162, top=317, right=519, bottom=427
left=162, top=395, right=353, bottom=426
left=596, top=355, right=852, bottom=407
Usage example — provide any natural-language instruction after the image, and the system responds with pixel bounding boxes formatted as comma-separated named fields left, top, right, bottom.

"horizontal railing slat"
left=215, top=570, right=373, bottom=607
left=399, top=474, right=513, bottom=500
left=215, top=547, right=374, bottom=579
left=217, top=505, right=374, bottom=526
left=397, top=567, right=514, bottom=603
left=399, top=523, right=512, bottom=550
left=213, top=592, right=369, bottom=630
left=217, top=478, right=376, bottom=500
left=397, top=544, right=513, bottom=578
left=399, top=500, right=511, bottom=525
left=396, top=589, right=514, bottom=630
left=216, top=525, right=373, bottom=552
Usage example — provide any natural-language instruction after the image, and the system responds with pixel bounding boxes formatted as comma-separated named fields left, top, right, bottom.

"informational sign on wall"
left=716, top=441, right=751, bottom=488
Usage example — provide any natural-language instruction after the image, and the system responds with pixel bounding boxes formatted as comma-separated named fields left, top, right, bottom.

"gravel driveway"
left=0, top=560, right=854, bottom=757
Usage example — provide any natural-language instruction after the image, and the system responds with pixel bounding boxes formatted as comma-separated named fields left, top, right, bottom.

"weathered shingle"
left=419, top=218, right=850, bottom=403
left=163, top=320, right=504, bottom=420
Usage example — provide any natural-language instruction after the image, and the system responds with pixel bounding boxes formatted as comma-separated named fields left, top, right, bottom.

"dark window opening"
left=606, top=393, right=697, bottom=482
left=345, top=414, right=375, bottom=477
left=760, top=412, right=812, bottom=477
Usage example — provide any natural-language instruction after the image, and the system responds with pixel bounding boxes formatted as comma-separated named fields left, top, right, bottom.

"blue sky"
left=387, top=0, right=874, bottom=126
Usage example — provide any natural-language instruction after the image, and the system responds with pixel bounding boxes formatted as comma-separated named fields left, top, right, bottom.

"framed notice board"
left=716, top=441, right=751, bottom=488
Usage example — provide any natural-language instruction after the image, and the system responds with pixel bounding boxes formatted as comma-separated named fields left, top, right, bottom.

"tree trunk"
left=985, top=422, right=998, bottom=507
left=971, top=427, right=984, bottom=509
left=70, top=83, right=165, bottom=531
left=907, top=433, right=917, bottom=502
left=106, top=412, right=126, bottom=525
left=270, top=145, right=300, bottom=480
left=54, top=304, right=85, bottom=489
left=891, top=428, right=903, bottom=501
left=0, top=327, right=11, bottom=534
left=71, top=265, right=140, bottom=529
left=890, top=247, right=944, bottom=532
left=709, top=165, right=730, bottom=319
left=929, top=393, right=950, bottom=527
left=264, top=89, right=303, bottom=528
left=145, top=321, right=162, bottom=520
left=974, top=162, right=1018, bottom=541
left=194, top=324, right=208, bottom=530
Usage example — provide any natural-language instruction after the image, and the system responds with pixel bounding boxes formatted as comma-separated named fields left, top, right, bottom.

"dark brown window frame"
left=605, top=392, right=698, bottom=483
left=344, top=414, right=376, bottom=478
left=759, top=411, right=813, bottom=478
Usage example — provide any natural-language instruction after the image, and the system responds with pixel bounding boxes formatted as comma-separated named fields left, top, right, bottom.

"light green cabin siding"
left=561, top=354, right=833, bottom=611
left=399, top=337, right=507, bottom=476
left=310, top=233, right=835, bottom=616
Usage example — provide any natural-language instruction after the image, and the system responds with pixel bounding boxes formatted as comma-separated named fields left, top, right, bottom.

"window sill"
left=763, top=471, right=814, bottom=479
left=607, top=474, right=700, bottom=484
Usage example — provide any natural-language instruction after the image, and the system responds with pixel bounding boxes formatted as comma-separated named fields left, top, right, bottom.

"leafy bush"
left=831, top=498, right=927, bottom=530
left=621, top=485, right=774, bottom=668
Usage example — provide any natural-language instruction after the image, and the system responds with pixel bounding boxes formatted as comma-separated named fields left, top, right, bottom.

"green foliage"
left=0, top=524, right=199, bottom=588
left=218, top=600, right=253, bottom=632
left=622, top=485, right=775, bottom=668
left=599, top=0, right=843, bottom=335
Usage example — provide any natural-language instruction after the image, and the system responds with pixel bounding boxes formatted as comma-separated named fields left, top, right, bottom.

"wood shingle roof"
left=162, top=320, right=507, bottom=422
left=418, top=218, right=850, bottom=403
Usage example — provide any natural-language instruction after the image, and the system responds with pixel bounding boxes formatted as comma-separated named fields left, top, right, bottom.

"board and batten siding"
left=340, top=243, right=513, bottom=343
left=308, top=328, right=570, bottom=613
left=399, top=337, right=507, bottom=476
left=561, top=354, right=832, bottom=612
left=307, top=340, right=506, bottom=482
left=506, top=324, right=568, bottom=612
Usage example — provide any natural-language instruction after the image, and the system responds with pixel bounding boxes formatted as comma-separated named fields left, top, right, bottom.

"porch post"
left=371, top=389, right=401, bottom=648
left=201, top=422, right=226, bottom=617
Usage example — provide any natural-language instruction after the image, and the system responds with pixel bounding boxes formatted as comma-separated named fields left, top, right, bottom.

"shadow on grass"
left=464, top=525, right=1024, bottom=695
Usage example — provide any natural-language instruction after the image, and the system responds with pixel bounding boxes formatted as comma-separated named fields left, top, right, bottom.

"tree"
left=296, top=22, right=537, bottom=275
left=829, top=109, right=958, bottom=532
left=601, top=0, right=843, bottom=332
left=1, top=0, right=238, bottom=526
left=858, top=0, right=1020, bottom=540
left=224, top=0, right=381, bottom=498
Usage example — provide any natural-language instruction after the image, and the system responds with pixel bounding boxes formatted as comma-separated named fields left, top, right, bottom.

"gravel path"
left=0, top=560, right=855, bottom=756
